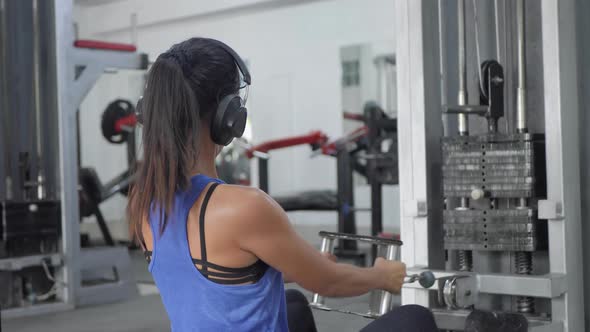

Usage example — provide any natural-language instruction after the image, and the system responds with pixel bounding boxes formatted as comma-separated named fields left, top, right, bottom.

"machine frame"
left=395, top=0, right=584, bottom=331
left=1, top=0, right=146, bottom=318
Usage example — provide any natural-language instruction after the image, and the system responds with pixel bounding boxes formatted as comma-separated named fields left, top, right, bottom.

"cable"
left=494, top=0, right=509, bottom=134
left=35, top=258, right=65, bottom=302
left=493, top=0, right=501, bottom=61
left=36, top=285, right=58, bottom=301
left=41, top=259, right=57, bottom=283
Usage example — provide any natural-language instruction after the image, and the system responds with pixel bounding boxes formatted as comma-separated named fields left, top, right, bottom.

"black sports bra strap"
left=144, top=250, right=152, bottom=263
left=198, top=182, right=220, bottom=276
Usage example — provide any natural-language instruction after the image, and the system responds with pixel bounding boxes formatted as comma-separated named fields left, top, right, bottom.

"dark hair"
left=128, top=38, right=239, bottom=245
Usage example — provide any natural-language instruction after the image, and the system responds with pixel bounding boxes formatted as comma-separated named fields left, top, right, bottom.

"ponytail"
left=127, top=55, right=200, bottom=245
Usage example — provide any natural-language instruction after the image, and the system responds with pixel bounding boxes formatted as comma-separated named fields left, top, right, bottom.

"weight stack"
left=441, top=133, right=547, bottom=252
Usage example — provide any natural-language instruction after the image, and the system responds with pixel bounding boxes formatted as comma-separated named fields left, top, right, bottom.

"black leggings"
left=285, top=289, right=438, bottom=332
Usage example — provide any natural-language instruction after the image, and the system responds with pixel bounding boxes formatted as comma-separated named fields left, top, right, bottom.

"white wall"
left=75, top=0, right=399, bottom=238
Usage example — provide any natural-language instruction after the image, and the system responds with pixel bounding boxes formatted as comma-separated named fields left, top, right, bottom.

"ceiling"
left=74, top=0, right=127, bottom=7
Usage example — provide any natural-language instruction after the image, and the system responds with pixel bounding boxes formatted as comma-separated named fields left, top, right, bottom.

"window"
left=342, top=60, right=360, bottom=87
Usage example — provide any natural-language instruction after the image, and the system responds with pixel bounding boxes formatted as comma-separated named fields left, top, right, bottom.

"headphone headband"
left=204, top=38, right=251, bottom=86
left=136, top=38, right=250, bottom=146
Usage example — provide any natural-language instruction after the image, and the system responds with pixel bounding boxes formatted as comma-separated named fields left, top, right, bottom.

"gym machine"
left=0, top=0, right=147, bottom=318
left=396, top=0, right=585, bottom=331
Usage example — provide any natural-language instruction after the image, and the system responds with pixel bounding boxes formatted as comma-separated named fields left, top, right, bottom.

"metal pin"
left=404, top=271, right=437, bottom=289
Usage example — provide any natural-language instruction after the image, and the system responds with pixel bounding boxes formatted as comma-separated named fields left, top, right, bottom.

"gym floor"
left=3, top=225, right=379, bottom=332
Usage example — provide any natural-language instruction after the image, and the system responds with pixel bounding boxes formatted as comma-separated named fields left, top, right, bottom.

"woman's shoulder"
left=216, top=184, right=277, bottom=208
left=216, top=183, right=264, bottom=200
left=213, top=184, right=285, bottom=225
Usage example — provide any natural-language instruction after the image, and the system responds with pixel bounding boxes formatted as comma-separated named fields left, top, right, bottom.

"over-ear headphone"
left=135, top=38, right=251, bottom=146
left=205, top=38, right=251, bottom=146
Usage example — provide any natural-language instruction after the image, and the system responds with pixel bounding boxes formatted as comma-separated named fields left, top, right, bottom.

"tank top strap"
left=197, top=182, right=219, bottom=276
left=181, top=174, right=225, bottom=211
left=147, top=175, right=224, bottom=268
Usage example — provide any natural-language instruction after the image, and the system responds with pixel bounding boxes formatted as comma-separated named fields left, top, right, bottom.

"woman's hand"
left=373, top=258, right=406, bottom=294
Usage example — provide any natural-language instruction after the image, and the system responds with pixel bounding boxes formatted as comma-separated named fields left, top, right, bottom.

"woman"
left=128, top=37, right=438, bottom=332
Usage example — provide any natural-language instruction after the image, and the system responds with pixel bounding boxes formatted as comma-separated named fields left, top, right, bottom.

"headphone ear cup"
left=230, top=106, right=247, bottom=138
left=135, top=97, right=144, bottom=125
left=211, top=94, right=247, bottom=146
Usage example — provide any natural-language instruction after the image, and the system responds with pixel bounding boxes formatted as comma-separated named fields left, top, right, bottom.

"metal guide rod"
left=456, top=0, right=469, bottom=210
left=438, top=0, right=449, bottom=136
left=516, top=0, right=527, bottom=133
left=32, top=0, right=45, bottom=199
left=456, top=0, right=470, bottom=272
left=0, top=0, right=7, bottom=199
left=494, top=0, right=502, bottom=61
left=457, top=0, right=468, bottom=135
left=515, top=0, right=533, bottom=314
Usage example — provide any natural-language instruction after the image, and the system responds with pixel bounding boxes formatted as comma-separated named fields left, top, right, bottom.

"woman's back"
left=144, top=174, right=288, bottom=331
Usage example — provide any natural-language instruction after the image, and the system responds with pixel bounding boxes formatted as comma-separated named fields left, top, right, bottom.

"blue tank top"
left=147, top=174, right=288, bottom=331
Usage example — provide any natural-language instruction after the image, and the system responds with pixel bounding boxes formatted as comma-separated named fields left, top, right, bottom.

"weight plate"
left=101, top=99, right=135, bottom=144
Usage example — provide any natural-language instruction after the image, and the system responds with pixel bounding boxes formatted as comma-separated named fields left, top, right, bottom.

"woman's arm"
left=232, top=188, right=406, bottom=297
left=283, top=252, right=337, bottom=284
